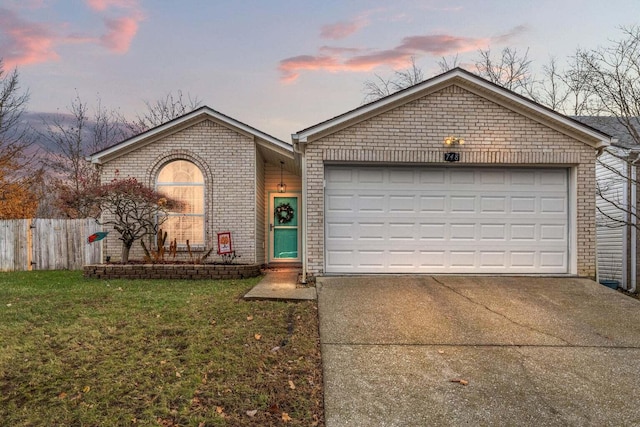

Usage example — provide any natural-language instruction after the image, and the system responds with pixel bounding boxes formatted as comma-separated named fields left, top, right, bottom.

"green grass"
left=0, top=271, right=323, bottom=426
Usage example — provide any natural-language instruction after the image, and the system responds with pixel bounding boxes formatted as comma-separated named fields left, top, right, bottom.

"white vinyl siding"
left=325, top=166, right=569, bottom=274
left=596, top=150, right=628, bottom=285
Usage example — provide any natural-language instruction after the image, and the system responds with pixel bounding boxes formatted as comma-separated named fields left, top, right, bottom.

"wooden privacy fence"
left=0, top=219, right=102, bottom=271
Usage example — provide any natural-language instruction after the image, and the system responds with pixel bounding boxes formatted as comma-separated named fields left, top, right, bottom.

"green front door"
left=271, top=195, right=299, bottom=261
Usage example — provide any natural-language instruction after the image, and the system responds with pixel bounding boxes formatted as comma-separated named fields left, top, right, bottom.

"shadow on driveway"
left=318, top=276, right=640, bottom=426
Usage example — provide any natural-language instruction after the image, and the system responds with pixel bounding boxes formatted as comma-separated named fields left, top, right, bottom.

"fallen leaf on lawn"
left=82, top=386, right=90, bottom=393
left=282, top=412, right=292, bottom=422
left=210, top=319, right=216, bottom=325
left=268, top=403, right=280, bottom=414
left=175, top=371, right=181, bottom=378
left=288, top=380, right=296, bottom=390
left=271, top=346, right=280, bottom=352
left=6, top=303, right=11, bottom=307
left=216, top=406, right=224, bottom=414
left=198, top=422, right=205, bottom=427
left=438, top=350, right=445, bottom=354
left=160, top=360, right=167, bottom=365
left=254, top=333, right=262, bottom=340
left=247, top=315, right=254, bottom=321
left=246, top=409, right=258, bottom=417
left=450, top=378, right=469, bottom=385
left=58, top=392, right=67, bottom=400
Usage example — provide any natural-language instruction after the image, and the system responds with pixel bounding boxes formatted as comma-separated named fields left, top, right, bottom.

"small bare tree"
left=570, top=26, right=640, bottom=232
left=362, top=57, right=424, bottom=103
left=437, top=54, right=460, bottom=73
left=474, top=47, right=534, bottom=93
left=132, top=90, right=202, bottom=132
left=40, top=93, right=132, bottom=218
left=94, top=176, right=182, bottom=263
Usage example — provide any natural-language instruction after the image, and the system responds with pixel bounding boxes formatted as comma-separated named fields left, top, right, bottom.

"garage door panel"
left=511, top=224, right=537, bottom=240
left=541, top=197, right=567, bottom=213
left=479, top=251, right=507, bottom=267
left=325, top=166, right=569, bottom=274
left=450, top=196, right=476, bottom=212
left=511, top=197, right=537, bottom=213
left=420, top=223, right=447, bottom=240
left=358, top=195, right=385, bottom=212
left=326, top=194, right=355, bottom=213
left=480, top=224, right=507, bottom=240
left=389, top=195, right=416, bottom=212
left=420, top=170, right=446, bottom=184
left=420, top=196, right=446, bottom=212
left=480, top=196, right=507, bottom=213
left=358, top=168, right=384, bottom=183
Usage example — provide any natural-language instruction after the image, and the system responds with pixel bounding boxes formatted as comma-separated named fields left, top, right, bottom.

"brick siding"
left=99, top=118, right=258, bottom=264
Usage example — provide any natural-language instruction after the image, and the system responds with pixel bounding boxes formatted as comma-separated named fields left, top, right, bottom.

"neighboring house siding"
left=100, top=119, right=257, bottom=263
left=304, top=84, right=597, bottom=277
left=596, top=150, right=628, bottom=284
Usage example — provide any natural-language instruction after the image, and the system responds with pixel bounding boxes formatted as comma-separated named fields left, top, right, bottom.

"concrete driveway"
left=317, top=276, right=640, bottom=426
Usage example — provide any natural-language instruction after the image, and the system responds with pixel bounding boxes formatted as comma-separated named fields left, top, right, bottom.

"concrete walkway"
left=243, top=267, right=316, bottom=301
left=318, top=275, right=640, bottom=426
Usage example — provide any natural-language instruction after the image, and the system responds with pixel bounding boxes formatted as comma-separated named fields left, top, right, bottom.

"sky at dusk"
left=3, top=0, right=640, bottom=141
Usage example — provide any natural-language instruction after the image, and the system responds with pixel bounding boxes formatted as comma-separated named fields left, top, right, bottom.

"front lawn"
left=0, top=271, right=323, bottom=426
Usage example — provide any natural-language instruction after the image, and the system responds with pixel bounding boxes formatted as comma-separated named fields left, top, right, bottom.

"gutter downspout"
left=292, top=135, right=307, bottom=284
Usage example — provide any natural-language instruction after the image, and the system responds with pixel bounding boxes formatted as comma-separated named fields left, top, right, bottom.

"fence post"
left=27, top=218, right=33, bottom=271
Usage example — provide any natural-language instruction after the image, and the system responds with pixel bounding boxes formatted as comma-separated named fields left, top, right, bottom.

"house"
left=89, top=68, right=610, bottom=280
left=576, top=116, right=640, bottom=291
left=88, top=107, right=303, bottom=266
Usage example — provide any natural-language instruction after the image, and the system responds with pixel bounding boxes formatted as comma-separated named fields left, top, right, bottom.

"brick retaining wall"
left=83, top=264, right=261, bottom=280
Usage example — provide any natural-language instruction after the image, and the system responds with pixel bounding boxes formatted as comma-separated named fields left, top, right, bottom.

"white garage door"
left=325, top=166, right=569, bottom=274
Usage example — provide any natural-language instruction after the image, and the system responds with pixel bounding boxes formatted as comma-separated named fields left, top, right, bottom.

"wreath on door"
left=275, top=203, right=295, bottom=224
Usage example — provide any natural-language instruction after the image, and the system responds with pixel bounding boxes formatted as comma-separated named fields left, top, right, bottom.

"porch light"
left=278, top=161, right=287, bottom=193
left=444, top=136, right=465, bottom=146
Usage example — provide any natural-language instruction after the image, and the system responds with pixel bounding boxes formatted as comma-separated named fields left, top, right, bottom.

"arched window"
left=156, top=160, right=205, bottom=246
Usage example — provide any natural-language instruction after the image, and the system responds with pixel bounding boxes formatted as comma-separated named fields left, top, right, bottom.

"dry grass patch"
left=0, top=271, right=323, bottom=426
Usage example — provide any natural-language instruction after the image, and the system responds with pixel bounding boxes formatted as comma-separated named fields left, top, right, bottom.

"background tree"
left=130, top=90, right=202, bottom=132
left=0, top=59, right=40, bottom=217
left=41, top=94, right=132, bottom=218
left=94, top=176, right=182, bottom=262
left=570, top=26, right=640, bottom=228
left=474, top=47, right=534, bottom=93
left=362, top=57, right=424, bottom=103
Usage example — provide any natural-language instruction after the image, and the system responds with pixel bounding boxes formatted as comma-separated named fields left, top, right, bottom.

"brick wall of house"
left=303, top=84, right=598, bottom=278
left=99, top=118, right=257, bottom=264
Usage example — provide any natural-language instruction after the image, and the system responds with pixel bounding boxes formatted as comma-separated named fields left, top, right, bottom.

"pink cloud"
left=278, top=55, right=343, bottom=83
left=320, top=18, right=367, bottom=40
left=278, top=26, right=526, bottom=82
left=399, top=34, right=489, bottom=56
left=100, top=15, right=140, bottom=53
left=0, top=7, right=59, bottom=69
left=0, top=0, right=145, bottom=69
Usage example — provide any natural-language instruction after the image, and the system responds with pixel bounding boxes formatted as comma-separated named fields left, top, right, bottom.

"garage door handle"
left=270, top=223, right=274, bottom=231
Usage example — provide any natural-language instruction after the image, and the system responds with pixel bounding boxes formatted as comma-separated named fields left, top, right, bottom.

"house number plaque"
left=444, top=152, right=460, bottom=162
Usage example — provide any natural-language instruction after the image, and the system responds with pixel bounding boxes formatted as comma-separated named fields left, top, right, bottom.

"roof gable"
left=88, top=106, right=292, bottom=164
left=292, top=68, right=611, bottom=149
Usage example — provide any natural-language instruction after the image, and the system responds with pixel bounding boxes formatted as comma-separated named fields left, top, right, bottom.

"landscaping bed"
left=83, top=263, right=262, bottom=280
